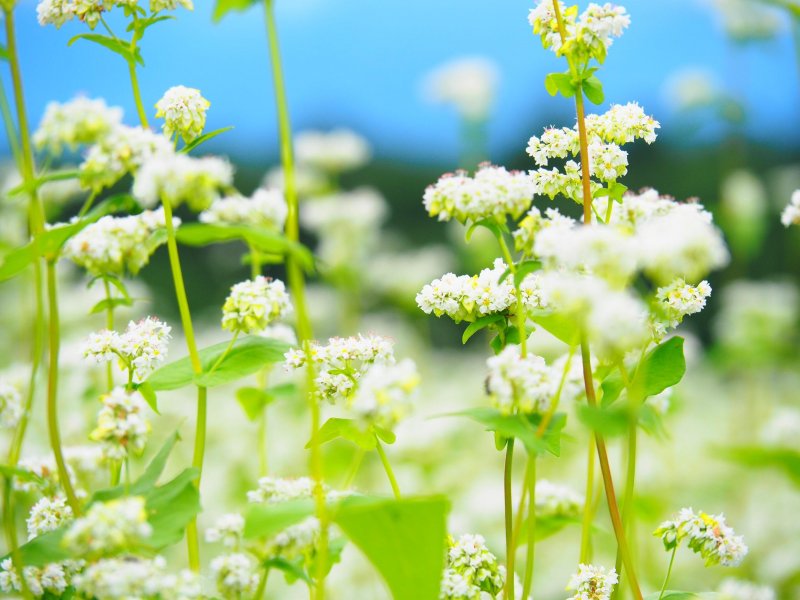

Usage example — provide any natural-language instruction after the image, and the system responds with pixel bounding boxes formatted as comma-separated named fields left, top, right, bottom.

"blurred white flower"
left=424, top=57, right=499, bottom=120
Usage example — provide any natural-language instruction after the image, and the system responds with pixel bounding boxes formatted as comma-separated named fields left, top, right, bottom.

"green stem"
left=263, top=1, right=326, bottom=596
left=255, top=567, right=270, bottom=599
left=102, top=278, right=115, bottom=390
left=341, top=447, right=366, bottom=490
left=503, top=439, right=515, bottom=600
left=615, top=362, right=640, bottom=590
left=0, top=71, right=21, bottom=167
left=249, top=242, right=262, bottom=279
left=45, top=261, right=81, bottom=513
left=497, top=235, right=527, bottom=357
left=258, top=409, right=269, bottom=477
left=579, top=433, right=595, bottom=563
left=657, top=547, right=678, bottom=600
left=375, top=436, right=401, bottom=499
left=521, top=455, right=536, bottom=599
left=207, top=332, right=239, bottom=376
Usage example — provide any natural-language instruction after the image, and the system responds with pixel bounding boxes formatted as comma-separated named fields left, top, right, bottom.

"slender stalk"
left=262, top=2, right=327, bottom=596
left=102, top=278, right=115, bottom=390
left=657, top=547, right=678, bottom=600
left=0, top=74, right=21, bottom=167
left=258, top=410, right=269, bottom=476
left=521, top=455, right=537, bottom=599
left=127, top=58, right=149, bottom=129
left=375, top=437, right=401, bottom=499
left=249, top=242, right=262, bottom=279
left=503, top=439, right=515, bottom=600
left=579, top=434, right=596, bottom=563
left=255, top=567, right=270, bottom=599
left=497, top=235, right=527, bottom=356
left=342, top=447, right=366, bottom=490
left=207, top=332, right=239, bottom=376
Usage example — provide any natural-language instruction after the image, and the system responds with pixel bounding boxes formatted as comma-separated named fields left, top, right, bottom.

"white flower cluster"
left=654, top=507, right=748, bottom=567
left=246, top=476, right=317, bottom=504
left=26, top=496, right=73, bottom=539
left=155, top=85, right=210, bottom=143
left=80, top=125, right=172, bottom=193
left=63, top=496, right=152, bottom=558
left=416, top=258, right=545, bottom=324
left=221, top=276, right=293, bottom=335
left=16, top=447, right=103, bottom=497
left=37, top=0, right=133, bottom=29
left=150, top=0, right=194, bottom=11
left=264, top=163, right=328, bottom=198
left=205, top=513, right=245, bottom=550
left=513, top=205, right=576, bottom=256
left=781, top=189, right=800, bottom=227
left=89, top=387, right=151, bottom=460
left=424, top=57, right=499, bottom=120
left=0, top=379, right=23, bottom=430
left=295, top=129, right=371, bottom=172
left=440, top=534, right=505, bottom=600
left=717, top=578, right=776, bottom=600
left=349, top=359, right=420, bottom=431
left=535, top=480, right=583, bottom=519
left=655, top=279, right=712, bottom=331
left=84, top=316, right=172, bottom=382
left=210, top=552, right=259, bottom=599
left=486, top=345, right=557, bottom=415
left=64, top=208, right=178, bottom=276
left=74, top=556, right=202, bottom=599
left=423, top=164, right=536, bottom=224
left=528, top=1, right=630, bottom=63
left=133, top=152, right=234, bottom=211
left=566, top=564, right=618, bottom=600
left=33, top=96, right=122, bottom=155
left=200, top=188, right=287, bottom=231
left=0, top=558, right=72, bottom=598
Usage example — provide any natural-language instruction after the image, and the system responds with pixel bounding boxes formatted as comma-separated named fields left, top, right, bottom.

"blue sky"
left=3, top=0, right=799, bottom=165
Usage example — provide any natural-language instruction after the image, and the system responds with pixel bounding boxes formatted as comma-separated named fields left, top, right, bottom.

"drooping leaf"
left=513, top=260, right=542, bottom=287
left=450, top=408, right=566, bottom=457
left=0, top=464, right=45, bottom=485
left=180, top=126, right=234, bottom=154
left=145, top=467, right=201, bottom=549
left=263, top=557, right=313, bottom=585
left=530, top=311, right=580, bottom=346
left=212, top=0, right=259, bottom=21
left=306, top=418, right=377, bottom=450
left=88, top=297, right=134, bottom=315
left=462, top=314, right=505, bottom=344
left=135, top=381, right=158, bottom=413
left=67, top=33, right=138, bottom=64
left=632, top=337, right=686, bottom=400
left=464, top=218, right=507, bottom=243
left=244, top=499, right=317, bottom=540
left=582, top=74, right=605, bottom=104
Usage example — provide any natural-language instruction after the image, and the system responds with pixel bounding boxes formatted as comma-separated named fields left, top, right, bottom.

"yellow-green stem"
left=579, top=434, right=596, bottom=563
left=657, top=546, right=677, bottom=600
left=255, top=567, right=270, bottom=599
left=375, top=436, right=401, bottom=499
left=503, top=439, right=515, bottom=600
left=103, top=278, right=115, bottom=390
left=0, top=70, right=21, bottom=167
left=207, top=332, right=239, bottom=376
left=263, top=1, right=327, bottom=596
left=128, top=59, right=149, bottom=129
left=497, top=235, right=527, bottom=356
left=521, top=455, right=536, bottom=599
left=342, top=447, right=366, bottom=490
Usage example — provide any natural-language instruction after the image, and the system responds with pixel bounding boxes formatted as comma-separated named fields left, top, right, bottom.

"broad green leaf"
left=67, top=33, right=138, bottom=64
left=145, top=467, right=201, bottom=549
left=513, top=260, right=542, bottom=287
left=88, top=297, right=134, bottom=315
left=464, top=218, right=507, bottom=243
left=147, top=336, right=290, bottom=391
left=577, top=404, right=629, bottom=437
left=180, top=126, right=234, bottom=154
left=12, top=528, right=70, bottom=566
left=530, top=311, right=580, bottom=346
left=582, top=74, right=605, bottom=104
left=135, top=381, right=158, bottom=413
left=544, top=72, right=577, bottom=98
left=718, top=446, right=800, bottom=487
left=306, top=418, right=377, bottom=450
left=600, top=371, right=624, bottom=407
left=212, top=0, right=259, bottom=21
left=244, top=498, right=317, bottom=540
left=263, top=557, right=313, bottom=585
left=236, top=387, right=273, bottom=421
left=632, top=337, right=686, bottom=399
left=0, top=464, right=45, bottom=484
left=451, top=408, right=566, bottom=457
left=462, top=314, right=505, bottom=344
left=333, top=496, right=448, bottom=600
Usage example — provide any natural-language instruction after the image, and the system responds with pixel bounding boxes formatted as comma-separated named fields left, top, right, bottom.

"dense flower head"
left=424, top=57, right=499, bottom=120
left=585, top=103, right=659, bottom=145
left=655, top=278, right=712, bottom=331
left=0, top=558, right=72, bottom=597
left=64, top=208, right=178, bottom=276
left=63, top=496, right=152, bottom=558
left=150, top=0, right=193, bottom=10
left=295, top=128, right=371, bottom=172
left=416, top=258, right=545, bottom=324
left=155, top=85, right=210, bottom=143
left=486, top=345, right=556, bottom=415
left=0, top=379, right=23, bottom=430
left=80, top=125, right=172, bottom=192
left=133, top=152, right=234, bottom=211
left=246, top=476, right=317, bottom=504
left=199, top=188, right=287, bottom=230
left=15, top=448, right=103, bottom=497
left=33, top=96, right=122, bottom=155
left=349, top=358, right=420, bottom=430
left=205, top=513, right=245, bottom=550
left=36, top=0, right=138, bottom=29
left=440, top=534, right=505, bottom=600
left=210, top=552, right=258, bottom=599
left=717, top=578, right=776, bottom=600
left=84, top=316, right=172, bottom=382
left=73, top=555, right=202, bottom=599
left=221, top=276, right=292, bottom=334
left=88, top=387, right=151, bottom=460
left=535, top=480, right=583, bottom=519
left=566, top=564, right=618, bottom=600
left=654, top=507, right=748, bottom=567
left=781, top=189, right=800, bottom=227
left=26, top=496, right=73, bottom=540
left=423, top=163, right=536, bottom=224
left=513, top=206, right=576, bottom=256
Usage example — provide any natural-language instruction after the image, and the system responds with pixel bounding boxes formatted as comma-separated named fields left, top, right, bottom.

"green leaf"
left=89, top=297, right=134, bottom=314
left=450, top=408, right=566, bottom=457
left=374, top=425, right=396, bottom=445
left=464, top=218, right=507, bottom=243
left=212, top=0, right=259, bottom=21
left=244, top=498, right=317, bottom=540
left=462, top=314, right=505, bottom=344
left=582, top=74, right=605, bottom=104
left=306, top=418, right=377, bottom=450
left=600, top=371, right=624, bottom=407
left=632, top=337, right=686, bottom=400
left=514, top=260, right=542, bottom=287
left=236, top=387, right=273, bottom=421
left=67, top=33, right=137, bottom=64
left=147, top=336, right=290, bottom=391
left=718, top=446, right=800, bottom=487
left=333, top=496, right=448, bottom=600
left=544, top=72, right=577, bottom=98
left=530, top=311, right=580, bottom=346
left=135, top=381, right=158, bottom=413
left=577, top=403, right=630, bottom=437
left=0, top=464, right=45, bottom=485
left=180, top=126, right=234, bottom=154
left=145, top=467, right=201, bottom=549
left=12, top=529, right=71, bottom=567
left=263, top=557, right=313, bottom=585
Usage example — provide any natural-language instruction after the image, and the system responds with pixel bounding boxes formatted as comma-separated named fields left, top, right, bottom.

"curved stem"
left=0, top=73, right=21, bottom=167
left=657, top=547, right=678, bottom=600
left=375, top=436, right=401, bottom=499
left=503, top=439, right=515, bottom=600
left=579, top=433, right=596, bottom=563
left=521, top=455, right=537, bottom=599
left=255, top=567, right=270, bottom=599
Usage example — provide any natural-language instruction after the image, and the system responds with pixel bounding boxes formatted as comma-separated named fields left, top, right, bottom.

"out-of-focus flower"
left=155, top=85, right=210, bottom=143
left=74, top=556, right=202, bottom=599
left=89, top=387, right=151, bottom=461
left=486, top=345, right=556, bottom=415
left=717, top=578, right=775, bottom=600
left=63, top=496, right=152, bottom=558
left=295, top=129, right=370, bottom=173
left=33, top=96, right=122, bottom=155
left=440, top=534, right=505, bottom=600
left=26, top=496, right=73, bottom=539
left=133, top=153, right=233, bottom=211
left=200, top=188, right=287, bottom=231
left=0, top=379, right=23, bottom=430
left=424, top=57, right=499, bottom=120
left=781, top=190, right=800, bottom=227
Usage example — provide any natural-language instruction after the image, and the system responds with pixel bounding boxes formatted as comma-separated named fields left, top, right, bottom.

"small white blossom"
left=295, top=128, right=370, bottom=172
left=535, top=480, right=583, bottom=519
left=84, top=317, right=172, bottom=382
left=33, top=96, right=122, bottom=155
left=155, top=85, right=210, bottom=143
left=781, top=189, right=800, bottom=227
left=349, top=359, right=419, bottom=431
left=424, top=57, right=499, bottom=120
left=200, top=188, right=287, bottom=231
left=210, top=552, right=258, bottom=599
left=63, top=496, right=152, bottom=558
left=206, top=513, right=245, bottom=550
left=89, top=387, right=151, bottom=461
left=566, top=564, right=618, bottom=600
left=221, top=276, right=292, bottom=335
left=0, top=558, right=71, bottom=597
left=440, top=534, right=505, bottom=600
left=487, top=345, right=556, bottom=415
left=717, top=578, right=775, bottom=600
left=0, top=379, right=23, bottom=429
left=73, top=556, right=202, bottom=599
left=150, top=0, right=193, bottom=11
left=655, top=279, right=711, bottom=329
left=246, top=476, right=316, bottom=504
left=654, top=507, right=748, bottom=567
left=26, top=496, right=73, bottom=540
left=36, top=0, right=75, bottom=27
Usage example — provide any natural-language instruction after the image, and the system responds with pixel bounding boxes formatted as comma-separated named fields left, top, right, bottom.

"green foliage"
left=462, top=314, right=505, bottom=344
left=235, top=384, right=292, bottom=421
left=582, top=74, right=604, bottom=104
left=306, top=418, right=395, bottom=450
left=179, top=126, right=234, bottom=154
left=464, top=218, right=509, bottom=243
left=146, top=336, right=290, bottom=391
left=530, top=311, right=580, bottom=346
left=451, top=408, right=566, bottom=457
left=244, top=498, right=317, bottom=540
left=719, top=446, right=800, bottom=487
left=602, top=337, right=686, bottom=406
left=68, top=34, right=144, bottom=66
left=212, top=0, right=260, bottom=22
left=544, top=72, right=577, bottom=98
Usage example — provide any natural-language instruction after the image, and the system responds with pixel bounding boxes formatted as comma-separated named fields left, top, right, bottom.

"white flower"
left=535, top=480, right=583, bottom=519
left=155, top=85, right=210, bottom=143
left=63, top=496, right=152, bottom=557
left=260, top=323, right=298, bottom=346
left=349, top=359, right=419, bottom=430
left=89, top=387, right=151, bottom=461
left=295, top=128, right=371, bottom=172
left=33, top=96, right=122, bottom=155
left=200, top=187, right=287, bottom=231
left=655, top=279, right=711, bottom=329
left=26, top=496, right=73, bottom=539
left=440, top=534, right=505, bottom=600
left=487, top=345, right=556, bottom=415
left=717, top=578, right=775, bottom=600
left=133, top=152, right=234, bottom=211
left=0, top=558, right=71, bottom=597
left=0, top=379, right=23, bottom=429
left=221, top=276, right=292, bottom=334
left=513, top=206, right=576, bottom=256
left=654, top=507, right=748, bottom=567
left=210, top=553, right=258, bottom=599
left=206, top=513, right=245, bottom=550
left=424, top=57, right=499, bottom=120
left=423, top=163, right=536, bottom=224
left=263, top=163, right=328, bottom=197
left=73, top=556, right=201, bottom=599
left=150, top=0, right=193, bottom=11
left=84, top=317, right=172, bottom=382
left=781, top=189, right=800, bottom=227
left=36, top=0, right=75, bottom=27
left=566, top=564, right=618, bottom=600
